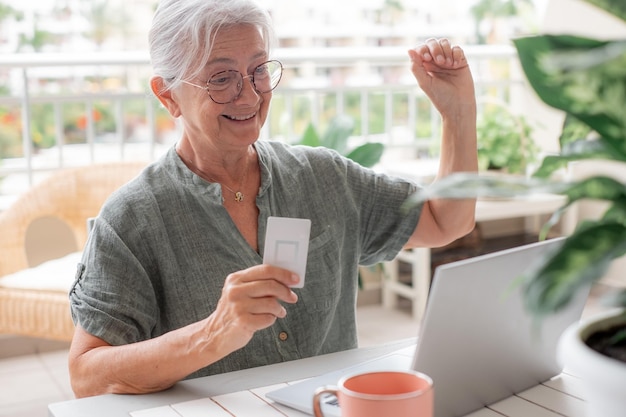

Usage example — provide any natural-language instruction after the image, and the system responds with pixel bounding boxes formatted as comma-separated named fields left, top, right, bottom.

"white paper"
left=263, top=216, right=311, bottom=288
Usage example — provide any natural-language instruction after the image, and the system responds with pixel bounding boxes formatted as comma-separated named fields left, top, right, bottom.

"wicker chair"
left=0, top=162, right=146, bottom=341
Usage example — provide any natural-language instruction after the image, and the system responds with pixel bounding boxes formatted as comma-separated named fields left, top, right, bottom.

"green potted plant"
left=476, top=98, right=539, bottom=175
left=404, top=1, right=626, bottom=415
left=295, top=114, right=385, bottom=169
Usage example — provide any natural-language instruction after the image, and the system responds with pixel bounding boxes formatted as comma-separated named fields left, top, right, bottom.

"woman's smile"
left=222, top=111, right=257, bottom=121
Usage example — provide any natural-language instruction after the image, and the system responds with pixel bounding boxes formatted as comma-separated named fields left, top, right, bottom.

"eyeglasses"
left=181, top=60, right=283, bottom=104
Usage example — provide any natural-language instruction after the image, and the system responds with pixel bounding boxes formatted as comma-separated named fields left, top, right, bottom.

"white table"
left=48, top=338, right=587, bottom=417
left=382, top=194, right=571, bottom=321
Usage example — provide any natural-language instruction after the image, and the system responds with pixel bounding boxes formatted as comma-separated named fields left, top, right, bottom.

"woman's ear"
left=150, top=76, right=181, bottom=118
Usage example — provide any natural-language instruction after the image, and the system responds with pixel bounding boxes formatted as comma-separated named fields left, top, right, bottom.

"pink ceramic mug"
left=313, top=370, right=434, bottom=417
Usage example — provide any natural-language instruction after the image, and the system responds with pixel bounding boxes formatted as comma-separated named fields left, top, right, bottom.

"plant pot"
left=558, top=308, right=626, bottom=417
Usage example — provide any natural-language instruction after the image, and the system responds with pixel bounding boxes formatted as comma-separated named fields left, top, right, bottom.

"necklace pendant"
left=234, top=191, right=244, bottom=202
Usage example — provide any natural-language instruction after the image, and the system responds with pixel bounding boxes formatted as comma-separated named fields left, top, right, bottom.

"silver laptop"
left=266, top=237, right=591, bottom=417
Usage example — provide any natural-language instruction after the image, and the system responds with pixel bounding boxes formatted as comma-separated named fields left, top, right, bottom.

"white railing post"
left=53, top=102, right=64, bottom=167
left=114, top=99, right=124, bottom=160
left=86, top=100, right=95, bottom=162
left=19, top=67, right=33, bottom=185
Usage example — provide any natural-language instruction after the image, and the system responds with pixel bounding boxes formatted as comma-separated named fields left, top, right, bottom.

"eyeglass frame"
left=180, top=59, right=283, bottom=104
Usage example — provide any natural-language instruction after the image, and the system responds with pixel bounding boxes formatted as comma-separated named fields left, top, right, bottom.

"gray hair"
left=149, top=0, right=276, bottom=92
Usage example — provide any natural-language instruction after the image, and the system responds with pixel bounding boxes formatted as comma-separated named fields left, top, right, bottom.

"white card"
left=262, top=216, right=311, bottom=288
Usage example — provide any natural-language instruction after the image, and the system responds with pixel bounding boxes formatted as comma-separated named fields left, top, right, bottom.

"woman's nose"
left=233, top=75, right=259, bottom=103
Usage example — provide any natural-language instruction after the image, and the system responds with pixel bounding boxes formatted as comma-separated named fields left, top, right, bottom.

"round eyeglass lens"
left=253, top=60, right=283, bottom=93
left=207, top=60, right=283, bottom=104
left=207, top=72, right=241, bottom=103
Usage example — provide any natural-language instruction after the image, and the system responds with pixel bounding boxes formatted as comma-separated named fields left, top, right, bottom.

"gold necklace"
left=183, top=154, right=250, bottom=203
left=218, top=179, right=246, bottom=202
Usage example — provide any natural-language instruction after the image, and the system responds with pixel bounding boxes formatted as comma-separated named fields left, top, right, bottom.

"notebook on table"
left=266, top=237, right=591, bottom=417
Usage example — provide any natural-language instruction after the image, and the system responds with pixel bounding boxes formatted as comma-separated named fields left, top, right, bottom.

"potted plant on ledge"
left=476, top=97, right=539, bottom=175
left=404, top=1, right=626, bottom=416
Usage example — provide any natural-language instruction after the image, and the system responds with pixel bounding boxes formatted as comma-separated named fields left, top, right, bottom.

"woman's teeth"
left=224, top=113, right=255, bottom=121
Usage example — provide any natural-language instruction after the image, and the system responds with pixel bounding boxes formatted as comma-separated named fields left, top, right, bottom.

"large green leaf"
left=299, top=123, right=321, bottom=147
left=513, top=35, right=626, bottom=158
left=538, top=176, right=626, bottom=236
left=402, top=172, right=567, bottom=211
left=403, top=173, right=626, bottom=213
left=563, top=176, right=626, bottom=202
left=602, top=203, right=626, bottom=224
left=558, top=114, right=594, bottom=148
left=584, top=0, right=626, bottom=22
left=345, top=143, right=385, bottom=168
left=521, top=223, right=626, bottom=316
left=532, top=138, right=615, bottom=178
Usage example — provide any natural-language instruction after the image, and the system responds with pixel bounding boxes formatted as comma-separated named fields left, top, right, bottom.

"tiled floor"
left=0, top=284, right=614, bottom=417
left=0, top=346, right=72, bottom=417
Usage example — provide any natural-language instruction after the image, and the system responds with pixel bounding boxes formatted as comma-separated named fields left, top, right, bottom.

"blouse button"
left=279, top=331, right=288, bottom=341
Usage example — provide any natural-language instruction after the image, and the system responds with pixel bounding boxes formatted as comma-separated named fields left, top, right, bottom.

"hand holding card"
left=262, top=217, right=311, bottom=288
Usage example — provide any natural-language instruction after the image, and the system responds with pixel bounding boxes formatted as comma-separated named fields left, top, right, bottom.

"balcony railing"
left=0, top=45, right=522, bottom=201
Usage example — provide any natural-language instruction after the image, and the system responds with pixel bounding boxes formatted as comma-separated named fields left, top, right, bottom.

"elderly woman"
left=68, top=0, right=477, bottom=398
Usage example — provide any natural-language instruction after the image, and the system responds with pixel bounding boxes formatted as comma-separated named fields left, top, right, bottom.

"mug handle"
left=313, top=386, right=338, bottom=417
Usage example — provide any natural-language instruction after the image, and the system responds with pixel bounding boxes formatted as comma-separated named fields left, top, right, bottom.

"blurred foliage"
left=295, top=115, right=385, bottom=168
left=404, top=0, right=626, bottom=325
left=469, top=0, right=534, bottom=44
left=0, top=100, right=156, bottom=159
left=476, top=104, right=539, bottom=174
left=0, top=2, right=22, bottom=22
